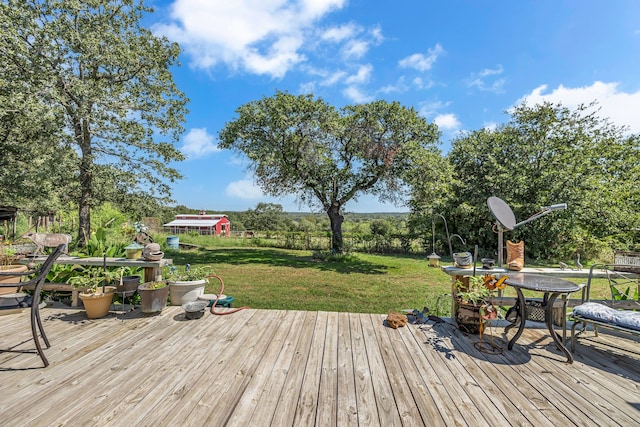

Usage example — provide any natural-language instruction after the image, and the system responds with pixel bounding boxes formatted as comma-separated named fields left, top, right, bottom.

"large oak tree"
left=0, top=0, right=188, bottom=242
left=219, top=91, right=443, bottom=253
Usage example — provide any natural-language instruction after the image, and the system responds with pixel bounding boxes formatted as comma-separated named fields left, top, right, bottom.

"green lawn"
left=161, top=241, right=618, bottom=316
left=164, top=246, right=453, bottom=315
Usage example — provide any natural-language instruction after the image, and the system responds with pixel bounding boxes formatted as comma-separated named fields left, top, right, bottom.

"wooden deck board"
left=0, top=305, right=639, bottom=426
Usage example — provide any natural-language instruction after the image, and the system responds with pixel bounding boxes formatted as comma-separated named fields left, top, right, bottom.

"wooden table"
left=18, top=256, right=172, bottom=306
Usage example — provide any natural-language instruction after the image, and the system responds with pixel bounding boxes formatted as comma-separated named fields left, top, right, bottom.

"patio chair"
left=0, top=244, right=66, bottom=367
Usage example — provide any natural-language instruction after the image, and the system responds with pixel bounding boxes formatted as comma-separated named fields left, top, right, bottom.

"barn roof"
left=163, top=219, right=221, bottom=227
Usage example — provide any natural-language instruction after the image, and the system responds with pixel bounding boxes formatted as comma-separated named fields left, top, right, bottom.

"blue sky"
left=147, top=0, right=640, bottom=213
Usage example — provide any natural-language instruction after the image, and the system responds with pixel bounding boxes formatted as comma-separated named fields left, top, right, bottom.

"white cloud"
left=398, top=44, right=444, bottom=71
left=434, top=113, right=461, bottom=131
left=483, top=122, right=498, bottom=131
left=466, top=65, right=505, bottom=93
left=155, top=0, right=347, bottom=78
left=516, top=81, right=640, bottom=133
left=342, top=39, right=369, bottom=59
left=299, top=81, right=316, bottom=93
left=380, top=76, right=409, bottom=94
left=345, top=64, right=372, bottom=85
left=412, top=77, right=435, bottom=90
left=322, top=70, right=348, bottom=86
left=417, top=100, right=450, bottom=118
left=225, top=179, right=264, bottom=200
left=181, top=128, right=220, bottom=159
left=343, top=85, right=373, bottom=103
left=321, top=23, right=358, bottom=42
left=370, top=25, right=384, bottom=43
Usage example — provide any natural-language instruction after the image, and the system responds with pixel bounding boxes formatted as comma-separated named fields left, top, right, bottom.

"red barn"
left=163, top=212, right=230, bottom=236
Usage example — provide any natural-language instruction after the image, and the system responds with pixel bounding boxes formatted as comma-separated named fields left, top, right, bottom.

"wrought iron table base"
left=505, top=289, right=573, bottom=363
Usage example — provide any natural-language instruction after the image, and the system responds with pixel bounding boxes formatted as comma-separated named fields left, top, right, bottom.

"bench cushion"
left=572, top=302, right=640, bottom=331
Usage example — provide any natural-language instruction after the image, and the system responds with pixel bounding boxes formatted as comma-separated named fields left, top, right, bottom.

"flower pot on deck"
left=0, top=264, right=28, bottom=295
left=455, top=299, right=482, bottom=334
left=168, top=279, right=206, bottom=305
left=138, top=282, right=169, bottom=314
left=80, top=286, right=116, bottom=319
left=113, top=275, right=140, bottom=297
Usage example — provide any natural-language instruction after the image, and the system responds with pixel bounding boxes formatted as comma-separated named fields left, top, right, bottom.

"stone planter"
left=0, top=264, right=28, bottom=295
left=80, top=286, right=116, bottom=319
left=168, top=279, right=206, bottom=306
left=138, top=282, right=169, bottom=314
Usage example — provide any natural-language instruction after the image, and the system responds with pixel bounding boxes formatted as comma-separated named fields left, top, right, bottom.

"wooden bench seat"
left=20, top=282, right=80, bottom=307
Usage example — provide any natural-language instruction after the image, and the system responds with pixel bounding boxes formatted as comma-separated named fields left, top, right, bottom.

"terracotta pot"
left=80, top=286, right=116, bottom=319
left=0, top=264, right=28, bottom=295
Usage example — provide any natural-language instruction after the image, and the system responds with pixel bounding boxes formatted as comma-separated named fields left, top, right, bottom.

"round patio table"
left=502, top=273, right=581, bottom=363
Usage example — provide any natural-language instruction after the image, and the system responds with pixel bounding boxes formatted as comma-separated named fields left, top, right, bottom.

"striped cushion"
left=572, top=302, right=640, bottom=332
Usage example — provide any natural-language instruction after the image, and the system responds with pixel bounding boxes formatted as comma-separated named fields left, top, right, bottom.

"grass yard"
left=161, top=241, right=620, bottom=317
left=165, top=246, right=454, bottom=315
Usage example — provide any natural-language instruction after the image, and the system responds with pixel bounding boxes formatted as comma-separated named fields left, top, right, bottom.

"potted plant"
left=112, top=267, right=141, bottom=298
left=165, top=264, right=212, bottom=306
left=0, top=240, right=28, bottom=295
left=70, top=267, right=117, bottom=319
left=454, top=274, right=501, bottom=334
left=138, top=280, right=169, bottom=314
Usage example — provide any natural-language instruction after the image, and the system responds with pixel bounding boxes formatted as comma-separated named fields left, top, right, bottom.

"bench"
left=20, top=283, right=80, bottom=307
left=18, top=256, right=172, bottom=307
left=569, top=263, right=640, bottom=351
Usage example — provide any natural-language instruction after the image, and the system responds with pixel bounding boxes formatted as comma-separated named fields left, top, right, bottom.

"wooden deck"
left=0, top=305, right=639, bottom=426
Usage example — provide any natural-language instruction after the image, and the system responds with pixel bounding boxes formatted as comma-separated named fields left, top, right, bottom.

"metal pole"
left=497, top=222, right=504, bottom=268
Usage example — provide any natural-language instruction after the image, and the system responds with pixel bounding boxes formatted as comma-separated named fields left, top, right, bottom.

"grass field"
left=162, top=240, right=620, bottom=317
left=165, top=246, right=454, bottom=315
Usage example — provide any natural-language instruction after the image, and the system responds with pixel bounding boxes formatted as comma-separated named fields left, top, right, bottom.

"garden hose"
left=205, top=274, right=249, bottom=315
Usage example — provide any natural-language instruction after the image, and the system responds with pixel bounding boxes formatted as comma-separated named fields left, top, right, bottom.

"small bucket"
left=167, top=236, right=179, bottom=250
left=453, top=252, right=473, bottom=268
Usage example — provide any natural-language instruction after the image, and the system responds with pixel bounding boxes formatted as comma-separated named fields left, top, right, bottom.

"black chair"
left=0, top=244, right=65, bottom=367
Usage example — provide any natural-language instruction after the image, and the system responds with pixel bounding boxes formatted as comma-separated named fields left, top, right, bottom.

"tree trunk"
left=76, top=117, right=92, bottom=247
left=327, top=204, right=344, bottom=254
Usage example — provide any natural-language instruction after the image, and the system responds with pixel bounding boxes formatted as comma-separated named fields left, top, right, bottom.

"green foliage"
left=439, top=101, right=640, bottom=262
left=145, top=281, right=167, bottom=290
left=455, top=276, right=491, bottom=305
left=370, top=219, right=392, bottom=237
left=68, top=266, right=119, bottom=293
left=80, top=227, right=127, bottom=257
left=219, top=91, right=442, bottom=253
left=91, top=203, right=128, bottom=231
left=239, top=203, right=294, bottom=232
left=1, top=0, right=188, bottom=242
left=311, top=250, right=358, bottom=263
left=165, top=264, right=213, bottom=282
